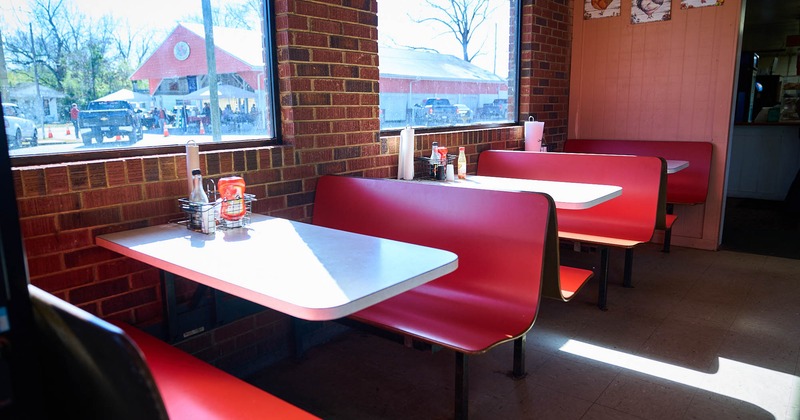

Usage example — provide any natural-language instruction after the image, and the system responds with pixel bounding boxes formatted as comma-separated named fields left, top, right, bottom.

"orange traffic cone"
left=66, top=126, right=71, bottom=135
left=199, top=121, right=205, bottom=135
left=163, top=124, right=170, bottom=137
left=48, top=128, right=53, bottom=138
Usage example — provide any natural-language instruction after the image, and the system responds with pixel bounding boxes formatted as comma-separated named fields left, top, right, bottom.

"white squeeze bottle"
left=457, top=147, right=467, bottom=179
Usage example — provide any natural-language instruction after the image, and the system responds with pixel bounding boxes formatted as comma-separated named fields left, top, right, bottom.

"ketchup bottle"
left=218, top=176, right=246, bottom=221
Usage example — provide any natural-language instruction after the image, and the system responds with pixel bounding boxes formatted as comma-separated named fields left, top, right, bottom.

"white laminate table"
left=96, top=214, right=458, bottom=326
left=666, top=159, right=689, bottom=174
left=419, top=175, right=622, bottom=210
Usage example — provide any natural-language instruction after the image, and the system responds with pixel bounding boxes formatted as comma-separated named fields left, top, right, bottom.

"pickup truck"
left=476, top=99, right=509, bottom=120
left=3, top=102, right=38, bottom=148
left=412, top=98, right=459, bottom=126
left=79, top=100, right=144, bottom=145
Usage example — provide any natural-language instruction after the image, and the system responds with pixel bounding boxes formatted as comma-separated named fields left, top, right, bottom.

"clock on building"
left=173, top=41, right=190, bottom=61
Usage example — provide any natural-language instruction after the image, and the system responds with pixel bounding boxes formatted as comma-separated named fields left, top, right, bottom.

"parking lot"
left=8, top=124, right=259, bottom=157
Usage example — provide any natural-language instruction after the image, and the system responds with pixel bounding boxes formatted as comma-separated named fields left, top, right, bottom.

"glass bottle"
left=189, top=169, right=210, bottom=232
left=190, top=169, right=209, bottom=203
left=457, top=147, right=467, bottom=179
left=429, top=141, right=439, bottom=177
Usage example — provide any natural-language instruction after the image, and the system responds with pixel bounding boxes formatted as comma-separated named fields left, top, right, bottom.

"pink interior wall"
left=568, top=1, right=743, bottom=250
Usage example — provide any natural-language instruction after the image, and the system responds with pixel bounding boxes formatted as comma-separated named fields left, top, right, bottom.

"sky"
left=377, top=0, right=512, bottom=77
left=1, top=0, right=512, bottom=77
left=0, top=0, right=201, bottom=31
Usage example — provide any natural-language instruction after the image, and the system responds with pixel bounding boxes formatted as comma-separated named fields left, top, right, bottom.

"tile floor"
left=249, top=243, right=800, bottom=419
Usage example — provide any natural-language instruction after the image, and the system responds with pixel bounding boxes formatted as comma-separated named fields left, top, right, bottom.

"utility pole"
left=29, top=23, right=43, bottom=133
left=202, top=0, right=221, bottom=141
left=493, top=22, right=497, bottom=75
left=0, top=32, right=9, bottom=101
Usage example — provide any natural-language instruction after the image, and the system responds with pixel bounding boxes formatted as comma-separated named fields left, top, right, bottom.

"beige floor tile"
left=665, top=297, right=743, bottom=330
left=246, top=245, right=800, bottom=419
left=596, top=374, right=695, bottom=420
left=581, top=404, right=648, bottom=420
left=684, top=389, right=776, bottom=420
left=637, top=319, right=727, bottom=372
left=571, top=310, right=663, bottom=355
left=527, top=353, right=620, bottom=401
left=516, top=382, right=594, bottom=420
left=730, top=305, right=800, bottom=346
left=718, top=329, right=800, bottom=374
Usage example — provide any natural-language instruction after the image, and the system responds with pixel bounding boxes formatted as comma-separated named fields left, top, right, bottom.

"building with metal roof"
left=130, top=24, right=509, bottom=125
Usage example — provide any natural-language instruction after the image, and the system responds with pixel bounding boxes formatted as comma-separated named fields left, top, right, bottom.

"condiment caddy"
left=179, top=174, right=256, bottom=234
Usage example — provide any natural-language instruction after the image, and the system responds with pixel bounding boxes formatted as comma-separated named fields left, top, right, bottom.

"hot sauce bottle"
left=218, top=176, right=246, bottom=221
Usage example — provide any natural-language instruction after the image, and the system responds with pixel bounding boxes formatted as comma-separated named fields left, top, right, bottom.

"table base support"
left=598, top=247, right=609, bottom=311
left=455, top=352, right=469, bottom=420
left=511, top=335, right=527, bottom=379
left=160, top=271, right=263, bottom=343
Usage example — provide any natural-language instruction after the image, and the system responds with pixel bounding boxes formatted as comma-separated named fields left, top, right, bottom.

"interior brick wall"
left=519, top=0, right=573, bottom=150
left=12, top=0, right=572, bottom=374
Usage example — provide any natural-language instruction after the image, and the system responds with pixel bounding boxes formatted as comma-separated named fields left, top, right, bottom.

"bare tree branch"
left=412, top=0, right=494, bottom=62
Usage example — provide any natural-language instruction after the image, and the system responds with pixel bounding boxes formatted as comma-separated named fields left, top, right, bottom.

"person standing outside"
left=69, top=103, right=80, bottom=139
left=158, top=107, right=167, bottom=129
left=181, top=105, right=189, bottom=133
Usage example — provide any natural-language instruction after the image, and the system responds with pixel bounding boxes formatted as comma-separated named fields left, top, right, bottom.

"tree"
left=114, top=22, right=158, bottom=69
left=182, top=0, right=262, bottom=30
left=4, top=0, right=72, bottom=91
left=413, top=0, right=495, bottom=63
left=3, top=0, right=158, bottom=113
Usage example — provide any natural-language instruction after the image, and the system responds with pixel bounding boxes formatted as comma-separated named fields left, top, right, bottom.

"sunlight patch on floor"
left=560, top=339, right=800, bottom=419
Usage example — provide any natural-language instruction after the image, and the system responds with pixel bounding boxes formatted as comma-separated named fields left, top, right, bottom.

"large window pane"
left=378, top=0, right=517, bottom=130
left=0, top=0, right=275, bottom=158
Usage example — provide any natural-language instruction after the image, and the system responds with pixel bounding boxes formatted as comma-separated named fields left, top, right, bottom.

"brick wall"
left=13, top=0, right=572, bottom=374
left=519, top=0, right=573, bottom=150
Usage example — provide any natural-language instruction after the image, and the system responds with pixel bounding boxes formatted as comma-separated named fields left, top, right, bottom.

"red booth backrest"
left=477, top=150, right=664, bottom=242
left=564, top=139, right=712, bottom=205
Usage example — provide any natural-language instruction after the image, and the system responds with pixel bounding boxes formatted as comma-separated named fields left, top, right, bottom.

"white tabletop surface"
left=421, top=175, right=622, bottom=210
left=96, top=214, right=458, bottom=321
left=666, top=160, right=689, bottom=174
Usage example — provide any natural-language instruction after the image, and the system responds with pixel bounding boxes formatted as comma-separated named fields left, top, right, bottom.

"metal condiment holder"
left=178, top=179, right=256, bottom=234
left=417, top=154, right=456, bottom=180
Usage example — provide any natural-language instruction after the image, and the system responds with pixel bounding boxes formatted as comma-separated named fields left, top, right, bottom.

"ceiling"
left=744, top=0, right=800, bottom=27
left=742, top=1, right=800, bottom=53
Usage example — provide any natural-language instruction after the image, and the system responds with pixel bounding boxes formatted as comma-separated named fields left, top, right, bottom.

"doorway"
left=722, top=1, right=800, bottom=259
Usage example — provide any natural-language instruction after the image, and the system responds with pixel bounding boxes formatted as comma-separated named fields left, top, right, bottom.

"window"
left=0, top=0, right=277, bottom=160
left=377, top=0, right=518, bottom=131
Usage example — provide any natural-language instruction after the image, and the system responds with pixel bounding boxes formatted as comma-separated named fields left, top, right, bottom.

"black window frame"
left=377, top=0, right=522, bottom=136
left=7, top=0, right=282, bottom=168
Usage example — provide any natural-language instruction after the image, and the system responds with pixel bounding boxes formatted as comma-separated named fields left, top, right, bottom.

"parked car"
left=412, top=98, right=459, bottom=126
left=454, top=104, right=473, bottom=122
left=476, top=98, right=509, bottom=120
left=3, top=102, right=38, bottom=148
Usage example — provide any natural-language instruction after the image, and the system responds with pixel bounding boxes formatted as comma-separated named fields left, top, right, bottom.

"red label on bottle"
left=218, top=176, right=246, bottom=221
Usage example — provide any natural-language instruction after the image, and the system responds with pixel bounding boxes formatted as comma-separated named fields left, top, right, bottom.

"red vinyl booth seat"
left=564, top=139, right=712, bottom=205
left=564, top=139, right=713, bottom=252
left=477, top=150, right=664, bottom=290
left=119, top=323, right=318, bottom=420
left=477, top=150, right=663, bottom=245
left=312, top=175, right=591, bottom=419
left=28, top=284, right=316, bottom=420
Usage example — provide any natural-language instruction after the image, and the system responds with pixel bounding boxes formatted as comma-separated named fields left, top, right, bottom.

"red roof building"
left=131, top=23, right=265, bottom=96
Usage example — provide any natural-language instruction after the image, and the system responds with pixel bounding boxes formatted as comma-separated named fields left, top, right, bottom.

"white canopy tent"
left=181, top=84, right=256, bottom=101
left=93, top=89, right=152, bottom=105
